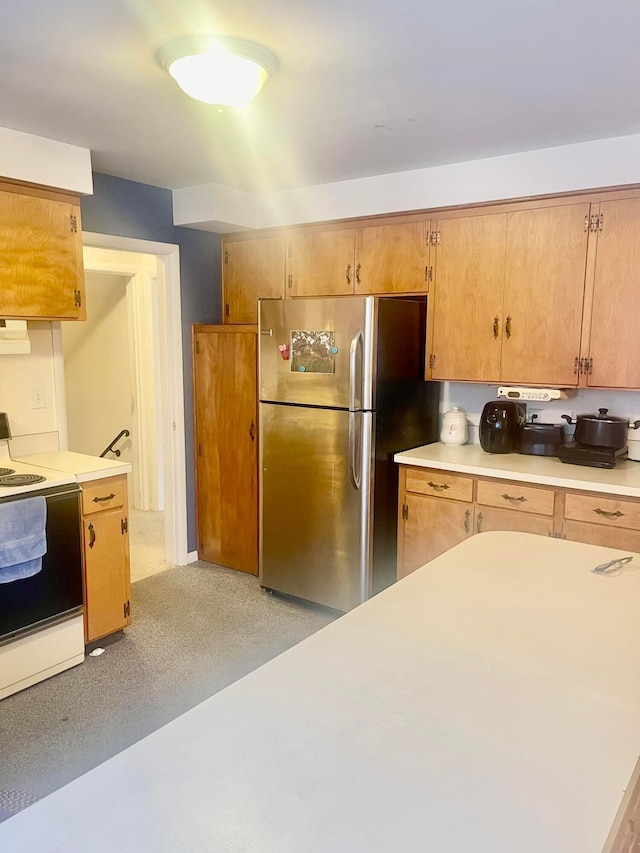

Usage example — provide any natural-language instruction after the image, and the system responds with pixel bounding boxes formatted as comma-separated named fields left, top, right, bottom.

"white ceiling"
left=2, top=0, right=640, bottom=193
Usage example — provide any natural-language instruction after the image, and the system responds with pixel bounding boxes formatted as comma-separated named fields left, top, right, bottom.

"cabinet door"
left=563, top=520, right=640, bottom=553
left=84, top=510, right=129, bottom=642
left=430, top=213, right=507, bottom=381
left=501, top=203, right=590, bottom=386
left=0, top=191, right=85, bottom=319
left=223, top=237, right=285, bottom=324
left=474, top=506, right=553, bottom=537
left=355, top=221, right=428, bottom=294
left=193, top=326, right=258, bottom=574
left=287, top=229, right=355, bottom=296
left=585, top=197, right=640, bottom=389
left=398, top=494, right=472, bottom=579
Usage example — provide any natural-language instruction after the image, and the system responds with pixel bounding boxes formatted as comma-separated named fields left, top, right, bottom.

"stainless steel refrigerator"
left=258, top=296, right=440, bottom=611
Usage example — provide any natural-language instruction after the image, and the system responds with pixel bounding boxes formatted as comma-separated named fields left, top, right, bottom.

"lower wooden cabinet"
left=398, top=465, right=640, bottom=579
left=82, top=475, right=131, bottom=643
left=563, top=492, right=640, bottom=552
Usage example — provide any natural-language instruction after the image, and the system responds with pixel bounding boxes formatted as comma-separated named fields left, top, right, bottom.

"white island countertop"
left=16, top=450, right=131, bottom=482
left=1, top=531, right=639, bottom=852
left=395, top=442, right=640, bottom=498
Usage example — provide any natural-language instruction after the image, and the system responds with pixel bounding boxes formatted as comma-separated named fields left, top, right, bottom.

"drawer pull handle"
left=476, top=512, right=483, bottom=533
left=88, top=522, right=96, bottom=549
left=93, top=493, right=116, bottom=503
left=594, top=507, right=624, bottom=518
left=463, top=509, right=470, bottom=533
left=501, top=493, right=527, bottom=503
left=427, top=481, right=449, bottom=491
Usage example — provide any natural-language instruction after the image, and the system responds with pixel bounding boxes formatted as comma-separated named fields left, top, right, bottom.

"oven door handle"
left=88, top=522, right=96, bottom=549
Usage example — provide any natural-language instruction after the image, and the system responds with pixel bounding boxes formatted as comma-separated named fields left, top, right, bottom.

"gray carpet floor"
left=0, top=561, right=337, bottom=820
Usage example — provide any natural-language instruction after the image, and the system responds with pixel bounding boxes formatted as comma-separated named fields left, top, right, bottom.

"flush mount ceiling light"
left=157, top=36, right=278, bottom=107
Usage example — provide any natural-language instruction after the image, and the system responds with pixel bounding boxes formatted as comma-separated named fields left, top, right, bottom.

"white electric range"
left=0, top=440, right=76, bottom=495
left=0, top=438, right=85, bottom=700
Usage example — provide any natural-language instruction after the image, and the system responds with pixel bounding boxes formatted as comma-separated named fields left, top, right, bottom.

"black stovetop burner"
left=0, top=467, right=15, bottom=477
left=558, top=441, right=628, bottom=469
left=0, top=473, right=47, bottom=487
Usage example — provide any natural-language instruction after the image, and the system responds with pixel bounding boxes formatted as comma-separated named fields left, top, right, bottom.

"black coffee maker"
left=479, top=401, right=526, bottom=453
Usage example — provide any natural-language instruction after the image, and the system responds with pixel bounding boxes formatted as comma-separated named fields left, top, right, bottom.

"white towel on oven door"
left=0, top=496, right=47, bottom=583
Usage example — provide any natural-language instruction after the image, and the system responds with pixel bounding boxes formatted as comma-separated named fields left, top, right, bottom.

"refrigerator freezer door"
left=260, top=403, right=373, bottom=611
left=259, top=297, right=375, bottom=410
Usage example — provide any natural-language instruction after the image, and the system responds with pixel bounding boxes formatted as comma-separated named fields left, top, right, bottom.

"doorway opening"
left=52, top=232, right=189, bottom=571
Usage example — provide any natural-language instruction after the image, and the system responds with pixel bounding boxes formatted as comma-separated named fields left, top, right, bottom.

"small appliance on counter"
left=558, top=408, right=640, bottom=469
left=518, top=415, right=564, bottom=457
left=479, top=400, right=526, bottom=454
left=440, top=406, right=468, bottom=446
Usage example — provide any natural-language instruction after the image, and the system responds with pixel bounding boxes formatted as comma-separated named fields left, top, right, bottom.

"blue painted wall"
left=81, top=172, right=221, bottom=553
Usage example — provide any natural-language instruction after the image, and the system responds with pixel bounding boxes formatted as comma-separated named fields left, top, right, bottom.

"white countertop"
left=16, top=450, right=131, bottom=483
left=395, top=442, right=640, bottom=498
left=1, top=531, right=639, bottom=852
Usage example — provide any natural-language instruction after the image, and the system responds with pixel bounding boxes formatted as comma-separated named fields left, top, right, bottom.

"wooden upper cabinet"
left=354, top=221, right=429, bottom=294
left=430, top=213, right=507, bottom=382
left=222, top=237, right=285, bottom=324
left=500, top=203, right=590, bottom=387
left=583, top=197, right=640, bottom=389
left=0, top=189, right=85, bottom=320
left=287, top=229, right=355, bottom=297
left=429, top=203, right=591, bottom=386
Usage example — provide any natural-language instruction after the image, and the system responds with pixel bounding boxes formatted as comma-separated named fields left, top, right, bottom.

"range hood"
left=0, top=320, right=30, bottom=354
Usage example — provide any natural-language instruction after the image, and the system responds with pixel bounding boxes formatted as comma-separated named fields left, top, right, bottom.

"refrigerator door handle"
left=348, top=412, right=362, bottom=490
left=349, top=329, right=364, bottom=411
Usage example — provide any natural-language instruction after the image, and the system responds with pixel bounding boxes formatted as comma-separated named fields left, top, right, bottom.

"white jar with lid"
left=440, top=406, right=468, bottom=445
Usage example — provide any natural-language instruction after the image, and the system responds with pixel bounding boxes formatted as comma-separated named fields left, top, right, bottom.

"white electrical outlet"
left=31, top=384, right=46, bottom=409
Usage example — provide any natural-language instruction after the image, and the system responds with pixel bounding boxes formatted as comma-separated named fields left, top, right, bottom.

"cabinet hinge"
left=224, top=249, right=229, bottom=263
left=429, top=354, right=436, bottom=369
left=224, top=303, right=230, bottom=318
left=70, top=214, right=78, bottom=233
left=195, top=339, right=200, bottom=354
left=588, top=213, right=603, bottom=232
left=425, top=266, right=433, bottom=282
left=577, top=356, right=593, bottom=375
left=287, top=243, right=292, bottom=258
left=121, top=517, right=128, bottom=534
left=287, top=273, right=293, bottom=290
left=429, top=230, right=441, bottom=246
left=73, top=289, right=82, bottom=308
left=123, top=600, right=131, bottom=618
left=402, top=504, right=409, bottom=521
left=198, top=443, right=203, bottom=457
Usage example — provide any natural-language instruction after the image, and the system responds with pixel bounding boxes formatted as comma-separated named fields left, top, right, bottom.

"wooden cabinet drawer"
left=82, top=477, right=125, bottom=516
left=565, top=493, right=640, bottom=531
left=476, top=479, right=555, bottom=516
left=404, top=468, right=473, bottom=502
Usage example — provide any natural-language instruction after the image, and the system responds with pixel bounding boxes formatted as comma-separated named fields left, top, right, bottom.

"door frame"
left=52, top=231, right=191, bottom=567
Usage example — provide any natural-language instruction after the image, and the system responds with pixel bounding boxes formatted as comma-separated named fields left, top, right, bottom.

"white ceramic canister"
left=440, top=406, right=468, bottom=445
